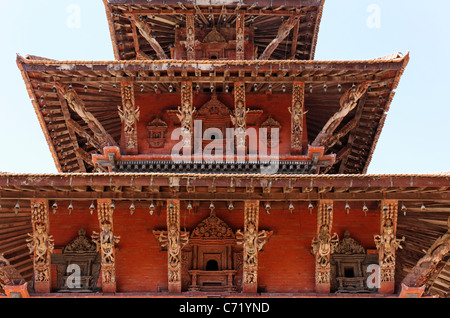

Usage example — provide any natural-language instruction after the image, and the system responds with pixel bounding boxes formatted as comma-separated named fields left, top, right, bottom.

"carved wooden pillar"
left=289, top=82, right=306, bottom=154
left=27, top=199, right=54, bottom=293
left=178, top=82, right=195, bottom=150
left=166, top=199, right=183, bottom=293
left=186, top=14, right=196, bottom=60
left=94, top=199, right=120, bottom=294
left=119, top=82, right=140, bottom=155
left=241, top=200, right=260, bottom=293
left=374, top=200, right=405, bottom=294
left=232, top=82, right=248, bottom=155
left=236, top=12, right=245, bottom=60
left=312, top=200, right=339, bottom=294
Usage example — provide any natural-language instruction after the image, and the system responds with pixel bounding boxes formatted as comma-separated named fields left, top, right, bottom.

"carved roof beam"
left=130, top=15, right=169, bottom=60
left=259, top=16, right=299, bottom=60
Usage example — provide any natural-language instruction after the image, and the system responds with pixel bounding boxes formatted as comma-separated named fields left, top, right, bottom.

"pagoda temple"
left=1, top=0, right=449, bottom=299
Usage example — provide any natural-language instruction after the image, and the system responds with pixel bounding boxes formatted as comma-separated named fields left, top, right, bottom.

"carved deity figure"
left=156, top=226, right=189, bottom=283
left=236, top=27, right=244, bottom=56
left=118, top=100, right=140, bottom=134
left=311, top=225, right=339, bottom=268
left=92, top=223, right=120, bottom=265
left=231, top=100, right=249, bottom=130
left=374, top=218, right=405, bottom=266
left=177, top=100, right=196, bottom=132
left=237, top=224, right=272, bottom=269
left=27, top=223, right=54, bottom=265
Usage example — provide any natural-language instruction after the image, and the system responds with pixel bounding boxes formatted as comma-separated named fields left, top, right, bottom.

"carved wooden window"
left=330, top=230, right=378, bottom=294
left=51, top=228, right=101, bottom=293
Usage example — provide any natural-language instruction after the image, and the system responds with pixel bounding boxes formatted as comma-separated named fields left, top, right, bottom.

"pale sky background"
left=0, top=0, right=449, bottom=174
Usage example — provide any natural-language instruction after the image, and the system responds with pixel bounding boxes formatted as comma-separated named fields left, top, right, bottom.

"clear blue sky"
left=0, top=0, right=449, bottom=174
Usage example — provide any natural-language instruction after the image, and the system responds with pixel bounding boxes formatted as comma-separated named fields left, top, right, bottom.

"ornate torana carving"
left=289, top=82, right=305, bottom=153
left=191, top=210, right=235, bottom=239
left=312, top=202, right=339, bottom=285
left=261, top=116, right=281, bottom=147
left=231, top=83, right=249, bottom=149
left=236, top=13, right=245, bottom=60
left=92, top=200, right=120, bottom=286
left=374, top=201, right=405, bottom=283
left=118, top=83, right=140, bottom=151
left=203, top=27, right=227, bottom=43
left=334, top=230, right=365, bottom=255
left=197, top=94, right=232, bottom=117
left=186, top=15, right=196, bottom=60
left=236, top=201, right=273, bottom=287
left=177, top=82, right=196, bottom=148
left=63, top=228, right=97, bottom=254
left=27, top=200, right=54, bottom=283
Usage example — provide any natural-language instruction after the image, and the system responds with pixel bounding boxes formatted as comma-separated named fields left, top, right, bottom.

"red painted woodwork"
left=47, top=202, right=380, bottom=294
left=135, top=92, right=307, bottom=157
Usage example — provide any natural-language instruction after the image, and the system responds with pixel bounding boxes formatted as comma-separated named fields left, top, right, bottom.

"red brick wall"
left=48, top=201, right=380, bottom=293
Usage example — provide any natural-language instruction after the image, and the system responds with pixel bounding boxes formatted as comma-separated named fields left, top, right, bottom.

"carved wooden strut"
left=154, top=200, right=189, bottom=293
left=402, top=217, right=450, bottom=289
left=236, top=12, right=245, bottom=60
left=311, top=201, right=339, bottom=292
left=56, top=83, right=117, bottom=149
left=92, top=199, right=120, bottom=293
left=130, top=15, right=169, bottom=60
left=118, top=82, right=140, bottom=154
left=312, top=82, right=369, bottom=147
left=27, top=200, right=54, bottom=292
left=177, top=82, right=196, bottom=149
left=236, top=201, right=273, bottom=293
left=185, top=15, right=196, bottom=60
left=289, top=82, right=305, bottom=154
left=374, top=201, right=404, bottom=292
left=231, top=82, right=249, bottom=150
left=259, top=16, right=298, bottom=60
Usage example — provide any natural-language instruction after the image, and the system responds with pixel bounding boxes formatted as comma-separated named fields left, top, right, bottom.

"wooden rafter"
left=258, top=16, right=298, bottom=60
left=130, top=15, right=169, bottom=60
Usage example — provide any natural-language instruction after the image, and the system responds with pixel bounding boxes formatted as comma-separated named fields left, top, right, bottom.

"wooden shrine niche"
left=174, top=24, right=253, bottom=60
left=52, top=228, right=101, bottom=293
left=194, top=94, right=233, bottom=156
left=146, top=117, right=168, bottom=148
left=330, top=230, right=378, bottom=293
left=184, top=210, right=242, bottom=292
